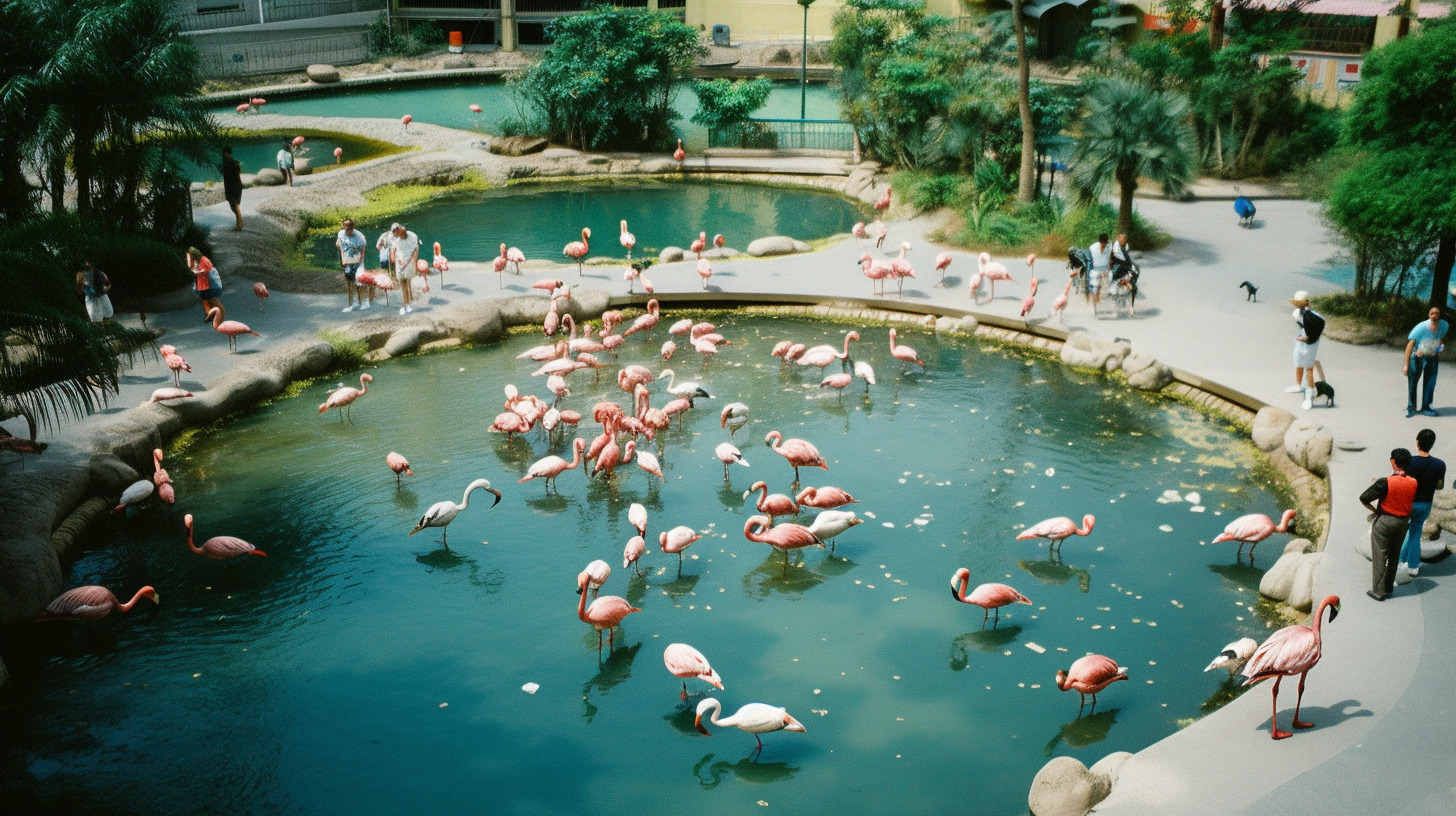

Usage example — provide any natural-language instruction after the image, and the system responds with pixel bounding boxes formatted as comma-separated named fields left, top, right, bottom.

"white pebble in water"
left=522, top=682, right=540, bottom=694
left=1184, top=492, right=1201, bottom=505
left=1159, top=524, right=1174, bottom=532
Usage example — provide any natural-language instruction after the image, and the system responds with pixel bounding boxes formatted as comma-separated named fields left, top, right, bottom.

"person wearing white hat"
left=1287, top=291, right=1325, bottom=411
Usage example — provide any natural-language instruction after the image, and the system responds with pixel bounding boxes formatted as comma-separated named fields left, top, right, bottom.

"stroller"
left=1067, top=246, right=1093, bottom=295
left=1109, top=257, right=1140, bottom=316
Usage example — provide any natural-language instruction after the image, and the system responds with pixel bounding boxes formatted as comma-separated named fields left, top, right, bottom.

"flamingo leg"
left=441, top=527, right=450, bottom=550
left=597, top=629, right=604, bottom=655
left=1236, top=541, right=1247, bottom=562
left=1077, top=692, right=1087, bottom=717
left=1270, top=676, right=1292, bottom=739
left=1293, top=671, right=1314, bottom=729
left=681, top=681, right=689, bottom=702
left=608, top=626, right=616, bottom=652
left=981, top=607, right=990, bottom=628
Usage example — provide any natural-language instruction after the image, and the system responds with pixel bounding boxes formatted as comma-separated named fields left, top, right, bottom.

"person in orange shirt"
left=1360, top=448, right=1416, bottom=601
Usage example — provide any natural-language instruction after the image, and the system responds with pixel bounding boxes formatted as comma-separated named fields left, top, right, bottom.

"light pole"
left=799, top=0, right=816, bottom=121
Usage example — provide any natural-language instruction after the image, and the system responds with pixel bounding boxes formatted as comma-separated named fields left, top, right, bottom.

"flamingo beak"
left=783, top=715, right=805, bottom=733
left=488, top=489, right=502, bottom=507
left=694, top=715, right=710, bottom=736
left=1328, top=602, right=1340, bottom=622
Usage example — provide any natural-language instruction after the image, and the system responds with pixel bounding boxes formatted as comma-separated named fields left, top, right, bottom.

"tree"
left=512, top=7, right=703, bottom=151
left=1013, top=0, right=1036, bottom=203
left=1069, top=77, right=1197, bottom=238
left=691, top=78, right=772, bottom=146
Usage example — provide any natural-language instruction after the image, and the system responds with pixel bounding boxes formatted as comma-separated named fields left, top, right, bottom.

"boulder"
left=1122, top=352, right=1174, bottom=391
left=489, top=136, right=549, bottom=157
left=1251, top=406, right=1296, bottom=452
left=1287, top=551, right=1324, bottom=611
left=294, top=157, right=312, bottom=177
left=702, top=247, right=737, bottom=260
left=254, top=168, right=285, bottom=186
left=1259, top=538, right=1313, bottom=602
left=1059, top=331, right=1129, bottom=372
left=88, top=454, right=141, bottom=495
left=1283, top=418, right=1333, bottom=477
left=382, top=325, right=438, bottom=358
left=1027, top=756, right=1112, bottom=816
left=955, top=315, right=979, bottom=335
left=306, top=64, right=341, bottom=84
left=659, top=247, right=686, bottom=264
left=441, top=54, right=472, bottom=69
left=240, top=173, right=258, bottom=188
left=747, top=236, right=811, bottom=257
left=1088, top=752, right=1133, bottom=787
left=434, top=299, right=505, bottom=344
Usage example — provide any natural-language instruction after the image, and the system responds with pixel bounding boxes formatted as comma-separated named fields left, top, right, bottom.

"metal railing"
left=397, top=0, right=502, bottom=10
left=174, top=0, right=385, bottom=31
left=197, top=31, right=370, bottom=76
left=710, top=118, right=854, bottom=152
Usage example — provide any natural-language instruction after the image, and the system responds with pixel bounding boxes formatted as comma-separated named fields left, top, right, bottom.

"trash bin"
left=712, top=24, right=730, bottom=47
left=448, top=31, right=464, bottom=53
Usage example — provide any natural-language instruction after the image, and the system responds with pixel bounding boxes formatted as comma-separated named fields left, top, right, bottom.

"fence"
left=174, top=0, right=385, bottom=32
left=196, top=31, right=371, bottom=76
left=710, top=118, right=854, bottom=152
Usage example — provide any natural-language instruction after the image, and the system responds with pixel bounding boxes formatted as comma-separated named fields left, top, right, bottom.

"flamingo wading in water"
left=577, top=569, right=640, bottom=654
left=318, top=373, right=373, bottom=422
left=1241, top=594, right=1340, bottom=740
left=765, top=430, right=828, bottom=484
left=184, top=514, right=266, bottom=560
left=409, top=478, right=501, bottom=549
left=950, top=567, right=1031, bottom=627
left=37, top=585, right=159, bottom=621
left=664, top=643, right=724, bottom=701
left=695, top=698, right=805, bottom=751
left=1016, top=514, right=1096, bottom=556
left=1056, top=654, right=1128, bottom=714
left=387, top=452, right=413, bottom=486
left=1212, top=509, right=1296, bottom=564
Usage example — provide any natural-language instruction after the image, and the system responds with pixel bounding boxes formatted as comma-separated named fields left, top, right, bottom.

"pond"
left=210, top=79, right=844, bottom=151
left=0, top=313, right=1286, bottom=816
left=304, top=181, right=866, bottom=268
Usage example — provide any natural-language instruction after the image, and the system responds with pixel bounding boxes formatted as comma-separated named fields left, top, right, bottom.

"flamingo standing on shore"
left=664, top=643, right=724, bottom=701
left=934, top=252, right=953, bottom=286
left=744, top=480, right=799, bottom=522
left=890, top=242, right=915, bottom=296
left=1020, top=277, right=1039, bottom=320
left=333, top=146, right=343, bottom=164
left=184, top=514, right=266, bottom=560
left=577, top=569, right=640, bottom=654
left=409, top=478, right=501, bottom=549
left=387, top=451, right=413, bottom=486
left=1213, top=509, right=1297, bottom=564
left=518, top=438, right=587, bottom=493
left=432, top=242, right=449, bottom=288
left=161, top=346, right=190, bottom=387
left=144, top=387, right=192, bottom=406
left=871, top=219, right=888, bottom=249
left=950, top=567, right=1031, bottom=627
left=887, top=327, right=925, bottom=370
left=493, top=245, right=508, bottom=287
left=968, top=271, right=984, bottom=303
left=765, top=430, right=828, bottom=483
left=695, top=698, right=805, bottom=750
left=318, top=373, right=373, bottom=422
left=696, top=257, right=713, bottom=290
left=744, top=514, right=824, bottom=573
left=852, top=221, right=867, bottom=250
left=37, top=585, right=158, bottom=621
left=1051, top=275, right=1073, bottom=326
left=401, top=113, right=412, bottom=129
left=1241, top=595, right=1340, bottom=740
left=506, top=245, right=526, bottom=274
left=619, top=220, right=635, bottom=260
left=253, top=281, right=269, bottom=310
left=690, top=231, right=708, bottom=259
left=1056, top=654, right=1129, bottom=714
left=673, top=138, right=686, bottom=165
left=978, top=252, right=1015, bottom=300
left=205, top=307, right=259, bottom=352
left=1016, top=514, right=1096, bottom=555
left=715, top=442, right=750, bottom=481
left=859, top=253, right=893, bottom=296
left=874, top=185, right=892, bottom=213
left=564, top=227, right=591, bottom=275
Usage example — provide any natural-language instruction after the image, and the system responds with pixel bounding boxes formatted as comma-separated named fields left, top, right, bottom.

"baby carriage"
left=1067, top=246, right=1093, bottom=295
left=1109, top=258, right=1140, bottom=316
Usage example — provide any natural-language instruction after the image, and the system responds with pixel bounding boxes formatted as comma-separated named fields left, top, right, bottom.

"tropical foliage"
left=691, top=78, right=773, bottom=149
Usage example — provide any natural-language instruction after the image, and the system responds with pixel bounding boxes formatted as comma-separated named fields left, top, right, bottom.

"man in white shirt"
left=392, top=223, right=421, bottom=315
left=1086, top=233, right=1112, bottom=313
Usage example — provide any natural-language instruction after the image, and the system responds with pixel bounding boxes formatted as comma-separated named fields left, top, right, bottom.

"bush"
left=1312, top=291, right=1429, bottom=335
left=896, top=171, right=970, bottom=212
left=1052, top=203, right=1169, bottom=251
left=5, top=213, right=189, bottom=302
left=93, top=234, right=191, bottom=300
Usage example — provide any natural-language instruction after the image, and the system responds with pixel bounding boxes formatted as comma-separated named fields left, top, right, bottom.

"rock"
left=306, top=64, right=340, bottom=84
left=702, top=247, right=737, bottom=260
left=1252, top=406, right=1296, bottom=452
left=955, top=315, right=979, bottom=335
left=934, top=316, right=960, bottom=334
left=441, top=54, right=472, bottom=69
left=1259, top=538, right=1312, bottom=601
left=1323, top=315, right=1396, bottom=346
left=659, top=246, right=686, bottom=263
left=254, top=168, right=285, bottom=186
left=239, top=173, right=257, bottom=188
left=1027, top=756, right=1112, bottom=816
left=1122, top=352, right=1174, bottom=391
left=1287, top=551, right=1324, bottom=611
left=294, top=157, right=312, bottom=177
left=489, top=136, right=549, bottom=156
left=89, top=454, right=141, bottom=495
left=1059, top=331, right=1129, bottom=372
left=1434, top=488, right=1456, bottom=511
left=382, top=325, right=438, bottom=357
left=1283, top=419, right=1333, bottom=477
left=434, top=299, right=505, bottom=344
left=1087, top=752, right=1133, bottom=786
left=747, top=236, right=810, bottom=257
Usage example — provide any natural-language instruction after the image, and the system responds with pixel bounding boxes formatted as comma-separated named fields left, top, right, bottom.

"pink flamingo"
left=253, top=281, right=269, bottom=310
left=576, top=569, right=641, bottom=654
left=695, top=698, right=805, bottom=750
left=531, top=277, right=563, bottom=297
left=673, top=138, right=686, bottom=165
left=889, top=241, right=915, bottom=296
left=660, top=525, right=702, bottom=573
left=1020, top=277, right=1039, bottom=319
left=796, top=485, right=856, bottom=509
left=519, top=438, right=587, bottom=493
left=578, top=559, right=611, bottom=598
left=619, top=220, right=635, bottom=260
left=506, top=246, right=526, bottom=274
left=151, top=448, right=175, bottom=505
left=371, top=272, right=397, bottom=305
left=1205, top=637, right=1260, bottom=674
left=432, top=242, right=449, bottom=287
left=887, top=327, right=924, bottom=369
left=144, top=387, right=192, bottom=406
left=468, top=103, right=483, bottom=128
left=387, top=451, right=413, bottom=485
left=744, top=480, right=799, bottom=521
left=859, top=253, right=892, bottom=296
left=543, top=298, right=560, bottom=337
left=1213, top=509, right=1297, bottom=564
left=333, top=146, right=343, bottom=164
left=629, top=442, right=664, bottom=480
left=967, top=271, right=984, bottom=303
left=629, top=502, right=649, bottom=538
left=622, top=299, right=661, bottom=337
left=798, top=331, right=860, bottom=369
left=493, top=244, right=509, bottom=287
left=409, top=478, right=501, bottom=549
left=1241, top=595, right=1340, bottom=739
left=744, top=514, right=824, bottom=573
left=250, top=97, right=266, bottom=108
left=415, top=258, right=431, bottom=294
left=161, top=347, right=190, bottom=387
left=401, top=113, right=412, bottom=129
left=690, top=231, right=708, bottom=259
left=1016, top=514, right=1096, bottom=556
left=950, top=567, right=1031, bottom=627
left=236, top=103, right=250, bottom=114
left=852, top=221, right=867, bottom=250
left=765, top=430, right=828, bottom=483
left=563, top=227, right=591, bottom=275
left=660, top=340, right=677, bottom=361
left=696, top=257, right=713, bottom=290
left=1051, top=276, right=1073, bottom=326
left=871, top=219, right=888, bottom=249
left=874, top=185, right=892, bottom=213
left=624, top=535, right=647, bottom=574
left=715, top=442, right=750, bottom=481
left=184, top=513, right=266, bottom=560
left=714, top=233, right=725, bottom=252
left=205, top=307, right=259, bottom=352
left=820, top=372, right=852, bottom=396
left=720, top=402, right=749, bottom=435
left=1056, top=654, right=1129, bottom=714
left=318, top=373, right=373, bottom=422
left=37, top=585, right=158, bottom=621
left=934, top=251, right=953, bottom=286
left=978, top=252, right=1015, bottom=299
left=665, top=643, right=724, bottom=701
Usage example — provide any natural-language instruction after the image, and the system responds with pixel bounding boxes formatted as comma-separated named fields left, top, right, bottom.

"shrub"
left=1312, top=291, right=1428, bottom=335
left=896, top=171, right=969, bottom=212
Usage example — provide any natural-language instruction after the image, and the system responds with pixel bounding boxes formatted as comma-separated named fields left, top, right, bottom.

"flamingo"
left=673, top=138, right=686, bottom=165
left=765, top=430, right=828, bottom=483
left=1051, top=276, right=1073, bottom=326
left=1205, top=637, right=1260, bottom=674
left=432, top=242, right=449, bottom=288
left=401, top=113, right=412, bottom=129
left=695, top=698, right=805, bottom=750
left=1016, top=514, right=1096, bottom=555
left=950, top=567, right=1031, bottom=627
left=744, top=514, right=824, bottom=572
left=415, top=258, right=432, bottom=294
left=660, top=340, right=677, bottom=361
left=468, top=103, right=483, bottom=128
left=853, top=360, right=876, bottom=394
left=577, top=569, right=641, bottom=654
left=543, top=298, right=560, bottom=337
left=387, top=451, right=413, bottom=485
left=1242, top=595, right=1340, bottom=739
left=659, top=525, right=702, bottom=573
left=619, top=220, right=635, bottom=260
left=151, top=448, right=175, bottom=505
left=820, top=372, right=852, bottom=396
left=744, top=480, right=799, bottom=521
left=143, top=387, right=192, bottom=406
left=887, top=327, right=924, bottom=369
left=632, top=445, right=665, bottom=480
left=795, top=485, right=857, bottom=509
left=518, top=438, right=587, bottom=493
left=205, top=307, right=259, bottom=352
left=113, top=479, right=154, bottom=513
left=624, top=263, right=646, bottom=294
left=292, top=135, right=306, bottom=149
left=318, top=373, right=373, bottom=422
left=968, top=271, right=984, bottom=303
left=871, top=219, right=887, bottom=249
left=531, top=278, right=564, bottom=297
left=1056, top=654, right=1129, bottom=714
left=236, top=103, right=250, bottom=114
left=372, top=272, right=397, bottom=305
left=37, top=585, right=158, bottom=621
left=1020, top=277, right=1039, bottom=320
left=408, top=478, right=501, bottom=548
left=333, top=146, right=343, bottom=164
left=874, top=185, right=892, bottom=212
left=852, top=221, right=867, bottom=249
left=806, top=509, right=862, bottom=550
left=889, top=242, right=915, bottom=296
left=934, top=251, right=953, bottom=285
left=253, top=281, right=269, bottom=310
left=798, top=331, right=860, bottom=369
left=978, top=252, right=1015, bottom=299
left=690, top=231, right=708, bottom=259
left=713, top=233, right=725, bottom=253
left=161, top=347, right=190, bottom=387
left=506, top=246, right=526, bottom=274
left=624, top=535, right=646, bottom=574
left=622, top=299, right=661, bottom=337
left=629, top=502, right=649, bottom=537
left=665, top=643, right=724, bottom=701
left=720, top=402, right=749, bottom=436
left=1212, top=509, right=1296, bottom=564
left=184, top=513, right=266, bottom=560
left=578, top=559, right=611, bottom=598
left=715, top=442, right=750, bottom=480
left=564, top=227, right=591, bottom=275
left=658, top=368, right=712, bottom=400
left=696, top=257, right=713, bottom=290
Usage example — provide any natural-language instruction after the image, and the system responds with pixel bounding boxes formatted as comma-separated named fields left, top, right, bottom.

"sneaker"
left=399, top=307, right=407, bottom=316
left=1421, top=408, right=1439, bottom=417
left=1409, top=567, right=1420, bottom=577
left=1285, top=385, right=1304, bottom=393
left=1302, top=393, right=1312, bottom=411
left=1407, top=407, right=1417, bottom=418
left=1366, top=590, right=1385, bottom=602
left=405, top=306, right=414, bottom=314
left=359, top=302, right=370, bottom=311
left=343, top=305, right=355, bottom=313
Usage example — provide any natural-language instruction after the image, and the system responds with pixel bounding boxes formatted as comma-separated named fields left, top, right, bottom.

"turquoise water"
left=305, top=181, right=864, bottom=267
left=185, top=136, right=350, bottom=182
left=0, top=314, right=1286, bottom=816
left=210, top=79, right=843, bottom=151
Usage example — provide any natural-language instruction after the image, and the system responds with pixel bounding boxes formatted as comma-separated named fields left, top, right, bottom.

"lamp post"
left=799, top=0, right=816, bottom=121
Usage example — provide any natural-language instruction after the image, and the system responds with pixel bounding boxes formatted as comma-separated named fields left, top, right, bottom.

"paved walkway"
left=9, top=144, right=1454, bottom=814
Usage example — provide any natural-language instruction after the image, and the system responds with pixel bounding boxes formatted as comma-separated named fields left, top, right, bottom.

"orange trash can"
left=448, top=31, right=464, bottom=53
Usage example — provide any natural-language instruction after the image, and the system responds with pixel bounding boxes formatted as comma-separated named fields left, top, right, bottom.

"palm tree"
left=1070, top=77, right=1197, bottom=238
left=1013, top=0, right=1037, bottom=203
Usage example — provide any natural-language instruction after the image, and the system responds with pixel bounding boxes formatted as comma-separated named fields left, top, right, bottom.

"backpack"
left=1302, top=308, right=1325, bottom=343
left=1067, top=247, right=1091, bottom=272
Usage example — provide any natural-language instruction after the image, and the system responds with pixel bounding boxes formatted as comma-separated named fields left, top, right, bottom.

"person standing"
left=276, top=139, right=295, bottom=187
left=374, top=223, right=396, bottom=305
left=220, top=146, right=243, bottom=231
left=75, top=260, right=112, bottom=325
left=1401, top=428, right=1445, bottom=577
left=1287, top=291, right=1325, bottom=412
left=1109, top=232, right=1137, bottom=315
left=187, top=247, right=224, bottom=322
left=1360, top=448, right=1416, bottom=602
left=1404, top=306, right=1447, bottom=418
left=336, top=218, right=369, bottom=313
left=391, top=222, right=420, bottom=316
left=1086, top=233, right=1111, bottom=313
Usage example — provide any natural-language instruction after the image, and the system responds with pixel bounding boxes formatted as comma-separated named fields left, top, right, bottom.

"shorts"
left=85, top=294, right=113, bottom=323
left=1293, top=340, right=1319, bottom=369
left=198, top=286, right=221, bottom=301
left=395, top=264, right=415, bottom=281
left=1086, top=270, right=1103, bottom=294
left=342, top=262, right=360, bottom=282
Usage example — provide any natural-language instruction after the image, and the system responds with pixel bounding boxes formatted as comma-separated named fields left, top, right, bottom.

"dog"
left=1239, top=281, right=1258, bottom=302
left=1313, top=380, right=1335, bottom=407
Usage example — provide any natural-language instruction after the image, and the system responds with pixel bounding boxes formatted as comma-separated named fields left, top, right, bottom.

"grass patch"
left=320, top=329, right=369, bottom=372
left=218, top=127, right=407, bottom=173
left=302, top=168, right=493, bottom=238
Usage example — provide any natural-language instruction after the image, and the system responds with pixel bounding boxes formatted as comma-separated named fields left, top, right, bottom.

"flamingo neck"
left=118, top=588, right=150, bottom=612
left=185, top=522, right=202, bottom=554
left=568, top=441, right=584, bottom=469
left=577, top=580, right=590, bottom=622
left=954, top=572, right=970, bottom=601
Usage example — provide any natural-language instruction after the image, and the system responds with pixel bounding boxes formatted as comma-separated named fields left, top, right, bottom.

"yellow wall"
left=687, top=0, right=972, bottom=42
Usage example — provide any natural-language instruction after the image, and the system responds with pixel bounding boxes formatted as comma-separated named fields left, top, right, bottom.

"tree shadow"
left=1044, top=708, right=1119, bottom=756
left=950, top=626, right=1024, bottom=671
left=692, top=752, right=799, bottom=788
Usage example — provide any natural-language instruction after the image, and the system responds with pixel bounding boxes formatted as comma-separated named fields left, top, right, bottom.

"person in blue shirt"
left=1404, top=307, right=1448, bottom=417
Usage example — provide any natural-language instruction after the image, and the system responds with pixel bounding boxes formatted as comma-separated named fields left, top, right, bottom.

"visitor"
left=1109, top=232, right=1137, bottom=315
left=336, top=217, right=369, bottom=313
left=276, top=139, right=295, bottom=187
left=374, top=223, right=395, bottom=305
left=1400, top=428, right=1445, bottom=577
left=187, top=246, right=224, bottom=323
left=221, top=146, right=243, bottom=231
left=1086, top=233, right=1111, bottom=313
left=392, top=222, right=420, bottom=316
left=1404, top=306, right=1447, bottom=418
left=1287, top=291, right=1325, bottom=412
left=1360, top=448, right=1416, bottom=602
left=75, top=260, right=112, bottom=325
